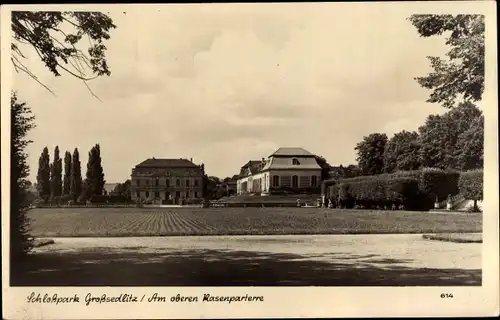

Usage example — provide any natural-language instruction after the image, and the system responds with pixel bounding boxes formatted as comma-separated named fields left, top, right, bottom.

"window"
left=272, top=175, right=280, bottom=187
left=166, top=179, right=170, bottom=187
left=176, top=179, right=181, bottom=187
left=155, top=178, right=159, bottom=186
left=186, top=179, right=190, bottom=187
left=292, top=175, right=299, bottom=188
left=194, top=179, right=199, bottom=187
left=165, top=192, right=170, bottom=199
left=137, top=180, right=140, bottom=186
left=185, top=191, right=190, bottom=198
left=194, top=192, right=198, bottom=198
left=176, top=191, right=180, bottom=198
left=145, top=191, right=150, bottom=198
left=311, top=175, right=317, bottom=187
left=136, top=191, right=140, bottom=198
left=146, top=180, right=149, bottom=185
left=154, top=191, right=160, bottom=198
left=292, top=158, right=300, bottom=165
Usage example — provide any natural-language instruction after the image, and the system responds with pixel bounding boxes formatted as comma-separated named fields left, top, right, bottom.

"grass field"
left=27, top=207, right=482, bottom=237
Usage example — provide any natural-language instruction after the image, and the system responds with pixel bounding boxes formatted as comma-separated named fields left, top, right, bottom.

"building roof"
left=269, top=147, right=315, bottom=158
left=262, top=156, right=321, bottom=170
left=135, top=158, right=199, bottom=168
left=241, top=160, right=262, bottom=169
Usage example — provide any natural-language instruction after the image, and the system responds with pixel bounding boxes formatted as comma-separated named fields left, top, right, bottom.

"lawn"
left=27, top=207, right=482, bottom=237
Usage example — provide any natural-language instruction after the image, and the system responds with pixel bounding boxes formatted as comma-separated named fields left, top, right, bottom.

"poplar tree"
left=70, top=148, right=82, bottom=201
left=83, top=144, right=106, bottom=198
left=50, top=146, right=63, bottom=199
left=36, top=147, right=51, bottom=201
left=63, top=151, right=72, bottom=195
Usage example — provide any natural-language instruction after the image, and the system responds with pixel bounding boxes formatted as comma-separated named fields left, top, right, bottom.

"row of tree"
left=354, top=101, right=483, bottom=176
left=36, top=144, right=105, bottom=203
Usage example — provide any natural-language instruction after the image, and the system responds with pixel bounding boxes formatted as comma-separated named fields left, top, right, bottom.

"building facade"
left=236, top=147, right=322, bottom=195
left=130, top=158, right=204, bottom=204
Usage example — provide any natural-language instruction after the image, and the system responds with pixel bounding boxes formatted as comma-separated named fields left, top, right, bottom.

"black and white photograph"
left=1, top=2, right=498, bottom=319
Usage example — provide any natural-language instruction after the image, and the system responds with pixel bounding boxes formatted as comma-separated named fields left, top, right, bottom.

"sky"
left=12, top=4, right=450, bottom=183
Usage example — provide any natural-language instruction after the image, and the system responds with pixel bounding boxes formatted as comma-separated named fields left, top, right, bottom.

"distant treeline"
left=35, top=144, right=105, bottom=204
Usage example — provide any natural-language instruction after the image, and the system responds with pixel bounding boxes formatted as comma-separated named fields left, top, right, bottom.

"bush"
left=270, top=186, right=321, bottom=195
left=108, top=195, right=130, bottom=204
left=385, top=177, right=420, bottom=209
left=326, top=170, right=443, bottom=210
left=419, top=167, right=459, bottom=203
left=459, top=169, right=483, bottom=200
left=90, top=195, right=110, bottom=204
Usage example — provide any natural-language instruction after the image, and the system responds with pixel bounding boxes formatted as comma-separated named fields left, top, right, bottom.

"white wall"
left=267, top=170, right=321, bottom=188
left=237, top=169, right=321, bottom=194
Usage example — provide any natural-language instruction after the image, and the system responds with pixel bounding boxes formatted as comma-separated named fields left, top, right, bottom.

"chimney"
left=190, top=157, right=193, bottom=163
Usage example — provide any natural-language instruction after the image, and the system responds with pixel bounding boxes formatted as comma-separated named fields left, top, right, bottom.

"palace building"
left=236, top=147, right=322, bottom=195
left=130, top=158, right=204, bottom=204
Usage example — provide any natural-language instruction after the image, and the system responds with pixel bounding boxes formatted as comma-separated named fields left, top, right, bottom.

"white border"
left=1, top=2, right=498, bottom=319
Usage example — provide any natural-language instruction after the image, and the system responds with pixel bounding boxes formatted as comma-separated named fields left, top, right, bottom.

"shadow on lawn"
left=13, top=249, right=481, bottom=286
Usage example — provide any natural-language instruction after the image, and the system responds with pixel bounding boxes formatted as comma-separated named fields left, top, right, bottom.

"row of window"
left=271, top=175, right=317, bottom=187
left=136, top=178, right=200, bottom=187
left=135, top=191, right=199, bottom=199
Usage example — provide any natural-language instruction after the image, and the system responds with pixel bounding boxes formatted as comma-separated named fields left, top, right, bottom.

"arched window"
left=311, top=175, right=317, bottom=187
left=145, top=191, right=150, bottom=198
left=272, top=175, right=280, bottom=187
left=176, top=179, right=181, bottom=187
left=292, top=158, right=300, bottom=165
left=292, top=175, right=299, bottom=188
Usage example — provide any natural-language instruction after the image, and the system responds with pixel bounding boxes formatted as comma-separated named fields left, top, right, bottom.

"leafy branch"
left=11, top=11, right=116, bottom=101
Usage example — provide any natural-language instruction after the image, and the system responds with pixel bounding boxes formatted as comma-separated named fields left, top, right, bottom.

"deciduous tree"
left=355, top=133, right=388, bottom=176
left=455, top=115, right=484, bottom=170
left=419, top=102, right=483, bottom=169
left=112, top=180, right=131, bottom=198
left=11, top=11, right=116, bottom=98
left=10, top=92, right=36, bottom=275
left=314, top=155, right=332, bottom=181
left=409, top=14, right=484, bottom=108
left=383, top=130, right=421, bottom=173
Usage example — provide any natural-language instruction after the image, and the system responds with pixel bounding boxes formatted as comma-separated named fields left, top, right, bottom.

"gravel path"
left=34, top=234, right=481, bottom=270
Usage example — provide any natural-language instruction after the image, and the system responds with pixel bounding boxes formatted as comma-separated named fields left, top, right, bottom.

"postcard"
left=1, top=1, right=498, bottom=319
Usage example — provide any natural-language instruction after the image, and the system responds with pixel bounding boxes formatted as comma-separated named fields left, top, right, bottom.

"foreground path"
left=15, top=234, right=481, bottom=286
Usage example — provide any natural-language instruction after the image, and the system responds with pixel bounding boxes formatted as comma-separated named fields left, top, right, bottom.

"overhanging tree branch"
left=11, top=11, right=116, bottom=101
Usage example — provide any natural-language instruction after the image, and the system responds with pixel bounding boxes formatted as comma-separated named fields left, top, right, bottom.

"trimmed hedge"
left=270, top=186, right=321, bottom=195
left=459, top=169, right=483, bottom=200
left=326, top=167, right=460, bottom=211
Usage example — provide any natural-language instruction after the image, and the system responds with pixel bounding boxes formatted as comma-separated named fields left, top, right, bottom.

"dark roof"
left=241, top=160, right=261, bottom=169
left=270, top=147, right=315, bottom=157
left=135, top=158, right=199, bottom=168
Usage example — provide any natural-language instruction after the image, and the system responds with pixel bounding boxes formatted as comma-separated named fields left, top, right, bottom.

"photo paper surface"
left=1, top=2, right=498, bottom=319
